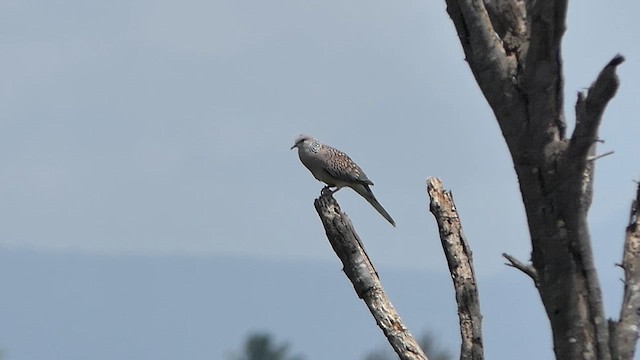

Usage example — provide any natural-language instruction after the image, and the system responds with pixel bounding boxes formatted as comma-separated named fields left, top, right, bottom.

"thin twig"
left=587, top=151, right=614, bottom=162
left=503, top=253, right=539, bottom=286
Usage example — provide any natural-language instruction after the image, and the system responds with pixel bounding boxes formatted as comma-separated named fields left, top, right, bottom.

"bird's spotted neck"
left=307, top=139, right=321, bottom=153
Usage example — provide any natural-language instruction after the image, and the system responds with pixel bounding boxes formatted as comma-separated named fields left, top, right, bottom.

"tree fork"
left=443, top=0, right=627, bottom=359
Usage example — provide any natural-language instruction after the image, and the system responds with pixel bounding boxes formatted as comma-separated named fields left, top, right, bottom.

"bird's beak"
left=290, top=144, right=296, bottom=150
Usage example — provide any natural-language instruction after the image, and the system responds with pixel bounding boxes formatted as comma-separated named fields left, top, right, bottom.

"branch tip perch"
left=313, top=192, right=428, bottom=360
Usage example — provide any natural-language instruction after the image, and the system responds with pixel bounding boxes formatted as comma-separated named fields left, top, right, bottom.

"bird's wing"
left=321, top=146, right=374, bottom=185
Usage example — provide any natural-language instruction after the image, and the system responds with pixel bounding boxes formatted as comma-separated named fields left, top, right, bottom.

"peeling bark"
left=610, top=184, right=640, bottom=360
left=427, top=177, right=484, bottom=360
left=314, top=192, right=428, bottom=360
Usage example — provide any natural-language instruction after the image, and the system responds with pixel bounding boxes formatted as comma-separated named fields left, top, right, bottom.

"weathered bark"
left=609, top=184, right=640, bottom=360
left=427, top=177, right=484, bottom=360
left=443, top=0, right=629, bottom=359
left=313, top=192, right=428, bottom=360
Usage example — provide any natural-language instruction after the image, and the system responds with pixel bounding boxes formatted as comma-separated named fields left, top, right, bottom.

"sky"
left=1, top=0, right=639, bottom=359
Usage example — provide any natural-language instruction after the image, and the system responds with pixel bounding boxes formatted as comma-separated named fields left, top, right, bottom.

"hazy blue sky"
left=1, top=0, right=639, bottom=359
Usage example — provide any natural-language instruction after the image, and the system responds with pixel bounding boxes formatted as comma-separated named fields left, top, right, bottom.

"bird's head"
left=290, top=134, right=314, bottom=150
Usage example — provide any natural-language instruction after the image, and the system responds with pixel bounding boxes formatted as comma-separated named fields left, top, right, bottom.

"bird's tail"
left=353, top=184, right=396, bottom=227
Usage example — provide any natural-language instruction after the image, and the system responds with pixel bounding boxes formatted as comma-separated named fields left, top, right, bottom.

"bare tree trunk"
left=427, top=178, right=484, bottom=360
left=442, top=1, right=632, bottom=359
left=314, top=192, right=428, bottom=360
left=610, top=184, right=640, bottom=360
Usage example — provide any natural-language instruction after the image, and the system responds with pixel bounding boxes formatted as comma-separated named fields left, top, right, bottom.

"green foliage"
left=416, top=332, right=453, bottom=360
left=230, top=332, right=305, bottom=360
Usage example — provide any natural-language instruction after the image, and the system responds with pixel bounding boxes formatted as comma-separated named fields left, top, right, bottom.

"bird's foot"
left=321, top=186, right=335, bottom=196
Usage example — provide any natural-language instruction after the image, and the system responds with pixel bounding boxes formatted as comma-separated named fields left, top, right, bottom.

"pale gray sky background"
left=1, top=0, right=639, bottom=359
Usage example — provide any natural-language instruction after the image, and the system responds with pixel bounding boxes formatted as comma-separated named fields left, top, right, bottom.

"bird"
left=291, top=134, right=396, bottom=226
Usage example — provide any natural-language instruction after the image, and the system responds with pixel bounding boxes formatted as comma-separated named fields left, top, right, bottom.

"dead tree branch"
left=587, top=151, right=614, bottom=162
left=313, top=192, right=428, bottom=360
left=427, top=177, right=484, bottom=360
left=502, top=253, right=539, bottom=286
left=562, top=56, right=625, bottom=360
left=444, top=0, right=625, bottom=358
left=570, top=55, right=625, bottom=159
left=609, top=183, right=640, bottom=360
